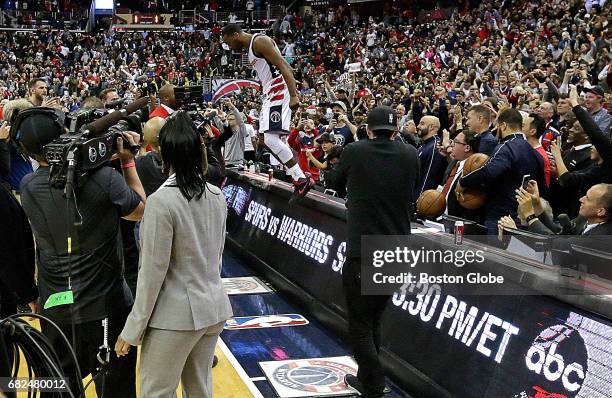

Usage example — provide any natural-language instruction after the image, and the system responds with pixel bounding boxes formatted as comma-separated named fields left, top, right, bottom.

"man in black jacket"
left=415, top=115, right=446, bottom=198
left=458, top=108, right=545, bottom=235
left=325, top=106, right=419, bottom=398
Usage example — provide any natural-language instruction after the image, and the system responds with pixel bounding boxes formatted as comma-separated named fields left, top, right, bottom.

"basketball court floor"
left=17, top=250, right=410, bottom=398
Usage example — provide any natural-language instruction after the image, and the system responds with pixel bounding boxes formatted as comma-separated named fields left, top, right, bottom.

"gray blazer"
left=121, top=179, right=233, bottom=345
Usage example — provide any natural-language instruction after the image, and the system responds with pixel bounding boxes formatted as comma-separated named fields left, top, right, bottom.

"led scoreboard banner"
left=222, top=170, right=612, bottom=398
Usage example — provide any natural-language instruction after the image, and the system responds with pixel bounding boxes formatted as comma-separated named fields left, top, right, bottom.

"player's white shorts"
left=260, top=87, right=291, bottom=134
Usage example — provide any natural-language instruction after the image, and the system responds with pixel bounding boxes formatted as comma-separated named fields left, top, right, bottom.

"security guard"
left=325, top=106, right=419, bottom=398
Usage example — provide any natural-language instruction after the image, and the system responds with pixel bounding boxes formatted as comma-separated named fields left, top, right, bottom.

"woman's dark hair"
left=159, top=111, right=207, bottom=201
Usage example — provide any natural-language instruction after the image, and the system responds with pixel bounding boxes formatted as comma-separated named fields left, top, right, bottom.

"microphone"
left=81, top=97, right=149, bottom=137
left=557, top=213, right=575, bottom=234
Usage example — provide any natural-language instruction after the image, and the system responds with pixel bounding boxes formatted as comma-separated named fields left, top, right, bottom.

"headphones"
left=9, top=107, right=66, bottom=156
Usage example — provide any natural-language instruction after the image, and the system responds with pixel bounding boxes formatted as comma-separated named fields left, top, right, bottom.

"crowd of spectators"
left=0, top=0, right=88, bottom=29
left=1, top=0, right=79, bottom=12
left=1, top=0, right=611, bottom=237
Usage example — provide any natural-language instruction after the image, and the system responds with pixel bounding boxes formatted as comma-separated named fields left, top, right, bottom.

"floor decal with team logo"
left=225, top=314, right=309, bottom=330
left=222, top=276, right=273, bottom=295
left=259, top=356, right=359, bottom=397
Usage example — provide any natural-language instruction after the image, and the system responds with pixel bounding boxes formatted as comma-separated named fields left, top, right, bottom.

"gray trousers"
left=139, top=321, right=225, bottom=398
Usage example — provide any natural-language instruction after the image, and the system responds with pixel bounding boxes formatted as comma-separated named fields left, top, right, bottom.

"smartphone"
left=521, top=174, right=531, bottom=190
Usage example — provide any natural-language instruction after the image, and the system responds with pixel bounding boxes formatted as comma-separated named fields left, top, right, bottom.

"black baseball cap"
left=584, top=86, right=604, bottom=97
left=316, top=132, right=335, bottom=143
left=367, top=106, right=397, bottom=132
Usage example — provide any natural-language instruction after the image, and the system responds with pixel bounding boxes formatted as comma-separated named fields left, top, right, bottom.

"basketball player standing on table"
left=222, top=24, right=315, bottom=201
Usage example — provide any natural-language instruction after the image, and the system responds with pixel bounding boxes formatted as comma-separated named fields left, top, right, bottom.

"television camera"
left=173, top=85, right=217, bottom=140
left=11, top=97, right=150, bottom=193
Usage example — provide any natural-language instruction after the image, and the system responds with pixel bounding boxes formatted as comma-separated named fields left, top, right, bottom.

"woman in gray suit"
left=115, top=111, right=233, bottom=397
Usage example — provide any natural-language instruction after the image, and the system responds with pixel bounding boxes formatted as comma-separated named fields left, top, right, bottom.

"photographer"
left=15, top=108, right=145, bottom=397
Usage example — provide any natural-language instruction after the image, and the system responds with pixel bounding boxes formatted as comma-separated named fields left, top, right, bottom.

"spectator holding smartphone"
left=288, top=118, right=322, bottom=181
left=324, top=101, right=358, bottom=147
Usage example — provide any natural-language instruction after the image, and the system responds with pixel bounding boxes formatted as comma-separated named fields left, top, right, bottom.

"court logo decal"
left=222, top=277, right=272, bottom=295
left=224, top=314, right=309, bottom=330
left=260, top=356, right=359, bottom=397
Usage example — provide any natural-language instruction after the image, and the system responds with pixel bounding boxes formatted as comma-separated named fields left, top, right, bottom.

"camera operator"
left=15, top=109, right=145, bottom=397
left=138, top=115, right=225, bottom=190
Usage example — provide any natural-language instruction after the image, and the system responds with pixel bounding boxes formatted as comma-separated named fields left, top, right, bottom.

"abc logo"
left=525, top=325, right=587, bottom=395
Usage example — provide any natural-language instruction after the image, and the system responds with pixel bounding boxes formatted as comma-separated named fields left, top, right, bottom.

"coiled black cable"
left=0, top=313, right=91, bottom=398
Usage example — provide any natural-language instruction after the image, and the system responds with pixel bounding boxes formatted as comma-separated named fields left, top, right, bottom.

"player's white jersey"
left=248, top=33, right=286, bottom=96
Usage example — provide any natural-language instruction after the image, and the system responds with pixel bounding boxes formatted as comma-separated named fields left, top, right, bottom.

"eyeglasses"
left=452, top=139, right=467, bottom=146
